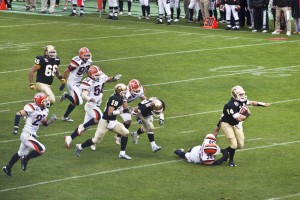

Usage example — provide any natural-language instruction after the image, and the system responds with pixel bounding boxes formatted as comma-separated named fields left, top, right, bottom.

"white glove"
left=47, top=114, right=57, bottom=125
left=112, top=74, right=122, bottom=82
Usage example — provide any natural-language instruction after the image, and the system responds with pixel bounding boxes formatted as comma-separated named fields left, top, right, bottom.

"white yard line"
left=0, top=97, right=299, bottom=143
left=0, top=140, right=299, bottom=193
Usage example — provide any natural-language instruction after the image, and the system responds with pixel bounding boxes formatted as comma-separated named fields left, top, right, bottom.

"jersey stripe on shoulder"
left=27, top=103, right=36, bottom=111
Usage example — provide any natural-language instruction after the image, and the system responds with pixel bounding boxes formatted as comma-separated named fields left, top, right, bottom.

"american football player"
left=64, top=65, right=121, bottom=150
left=70, top=0, right=85, bottom=16
left=75, top=83, right=132, bottom=160
left=113, top=79, right=165, bottom=145
left=221, top=0, right=241, bottom=30
left=118, top=0, right=132, bottom=16
left=28, top=45, right=65, bottom=105
left=156, top=0, right=172, bottom=24
left=130, top=97, right=165, bottom=152
left=59, top=47, right=92, bottom=122
left=3, top=93, right=57, bottom=176
left=174, top=134, right=229, bottom=166
left=107, top=0, right=119, bottom=20
left=138, top=0, right=151, bottom=19
left=60, top=48, right=122, bottom=122
left=215, top=85, right=270, bottom=167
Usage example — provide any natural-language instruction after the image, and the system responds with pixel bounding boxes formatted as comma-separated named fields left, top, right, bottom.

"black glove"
left=59, top=84, right=65, bottom=91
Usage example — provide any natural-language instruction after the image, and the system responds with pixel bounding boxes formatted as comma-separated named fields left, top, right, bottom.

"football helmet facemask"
left=34, top=92, right=50, bottom=108
left=44, top=45, right=57, bottom=59
left=115, top=83, right=127, bottom=98
left=151, top=98, right=164, bottom=116
left=88, top=65, right=102, bottom=81
left=128, top=79, right=142, bottom=94
left=79, top=47, right=91, bottom=62
left=231, top=85, right=247, bottom=102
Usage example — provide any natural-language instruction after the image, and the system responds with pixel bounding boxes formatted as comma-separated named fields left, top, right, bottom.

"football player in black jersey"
left=75, top=83, right=132, bottom=160
left=216, top=85, right=270, bottom=167
left=130, top=97, right=165, bottom=152
left=29, top=45, right=66, bottom=105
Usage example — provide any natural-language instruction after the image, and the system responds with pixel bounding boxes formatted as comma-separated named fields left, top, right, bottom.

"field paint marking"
left=0, top=109, right=9, bottom=113
left=0, top=65, right=299, bottom=106
left=1, top=41, right=300, bottom=75
left=0, top=22, right=59, bottom=28
left=0, top=140, right=299, bottom=193
left=0, top=97, right=299, bottom=144
left=0, top=160, right=182, bottom=192
left=266, top=193, right=300, bottom=200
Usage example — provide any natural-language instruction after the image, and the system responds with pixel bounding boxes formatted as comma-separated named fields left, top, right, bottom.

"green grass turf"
left=0, top=8, right=300, bottom=200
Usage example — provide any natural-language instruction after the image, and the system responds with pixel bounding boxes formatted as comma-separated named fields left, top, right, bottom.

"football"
left=239, top=106, right=250, bottom=115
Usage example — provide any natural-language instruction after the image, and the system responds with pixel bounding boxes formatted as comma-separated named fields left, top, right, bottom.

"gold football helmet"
left=44, top=45, right=57, bottom=59
left=151, top=98, right=163, bottom=116
left=115, top=83, right=127, bottom=98
left=231, top=85, right=247, bottom=102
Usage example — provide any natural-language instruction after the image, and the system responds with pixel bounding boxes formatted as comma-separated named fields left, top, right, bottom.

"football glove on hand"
left=47, top=114, right=57, bottom=125
left=29, top=83, right=36, bottom=90
left=59, top=84, right=65, bottom=91
left=159, top=119, right=164, bottom=125
left=12, top=126, right=18, bottom=135
left=60, top=78, right=66, bottom=84
left=137, top=118, right=143, bottom=124
left=112, top=74, right=122, bottom=82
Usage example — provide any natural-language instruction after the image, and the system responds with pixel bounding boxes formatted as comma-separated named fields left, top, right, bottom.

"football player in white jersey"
left=3, top=93, right=57, bottom=176
left=114, top=79, right=165, bottom=145
left=64, top=65, right=121, bottom=150
left=59, top=47, right=93, bottom=122
left=174, top=134, right=229, bottom=165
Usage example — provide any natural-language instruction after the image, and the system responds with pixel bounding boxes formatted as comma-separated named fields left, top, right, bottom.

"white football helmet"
left=115, top=83, right=127, bottom=98
left=231, top=85, right=247, bottom=102
left=44, top=45, right=57, bottom=59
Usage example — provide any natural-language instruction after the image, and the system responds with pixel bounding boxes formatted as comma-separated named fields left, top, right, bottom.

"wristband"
left=58, top=75, right=63, bottom=80
left=112, top=110, right=121, bottom=115
left=257, top=102, right=266, bottom=106
left=29, top=83, right=34, bottom=86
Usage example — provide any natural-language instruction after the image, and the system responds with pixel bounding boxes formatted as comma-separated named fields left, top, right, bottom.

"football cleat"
left=90, top=144, right=96, bottom=151
left=152, top=145, right=162, bottom=152
left=118, top=154, right=132, bottom=160
left=20, top=156, right=28, bottom=171
left=128, top=12, right=131, bottom=16
left=62, top=117, right=74, bottom=122
left=114, top=135, right=121, bottom=145
left=70, top=12, right=76, bottom=16
left=77, top=124, right=85, bottom=135
left=59, top=91, right=68, bottom=102
left=64, top=136, right=72, bottom=148
left=130, top=132, right=139, bottom=144
left=229, top=160, right=237, bottom=167
left=75, top=144, right=82, bottom=157
left=3, top=165, right=12, bottom=176
left=272, top=30, right=280, bottom=35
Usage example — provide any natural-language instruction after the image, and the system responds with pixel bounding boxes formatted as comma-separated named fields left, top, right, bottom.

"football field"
left=0, top=7, right=300, bottom=200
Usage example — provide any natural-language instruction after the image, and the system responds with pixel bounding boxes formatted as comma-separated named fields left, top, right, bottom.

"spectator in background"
left=70, top=0, right=85, bottom=16
left=249, top=0, right=269, bottom=32
left=107, top=0, right=119, bottom=19
left=200, top=0, right=210, bottom=21
left=119, top=0, right=132, bottom=16
left=25, top=0, right=36, bottom=11
left=292, top=0, right=300, bottom=34
left=239, top=0, right=252, bottom=27
left=41, top=0, right=55, bottom=14
left=138, top=0, right=151, bottom=19
left=156, top=0, right=172, bottom=24
left=187, top=0, right=201, bottom=23
left=170, top=0, right=181, bottom=22
left=271, top=0, right=292, bottom=36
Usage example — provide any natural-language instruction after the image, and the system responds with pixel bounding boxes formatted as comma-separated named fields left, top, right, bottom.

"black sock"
left=127, top=1, right=131, bottom=12
left=137, top=127, right=143, bottom=135
left=177, top=8, right=180, bottom=19
left=8, top=152, right=20, bottom=168
left=84, top=118, right=96, bottom=129
left=81, top=139, right=94, bottom=148
left=226, top=146, right=236, bottom=161
left=64, top=104, right=76, bottom=118
left=146, top=6, right=150, bottom=16
left=147, top=133, right=154, bottom=142
left=71, top=128, right=78, bottom=139
left=26, top=150, right=41, bottom=161
left=174, top=150, right=186, bottom=158
left=189, top=9, right=193, bottom=21
left=123, top=122, right=130, bottom=129
left=120, top=136, right=128, bottom=151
